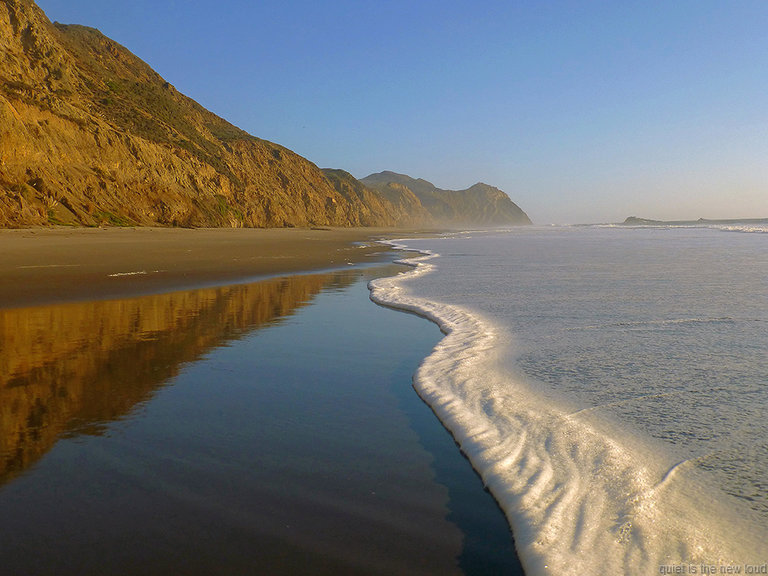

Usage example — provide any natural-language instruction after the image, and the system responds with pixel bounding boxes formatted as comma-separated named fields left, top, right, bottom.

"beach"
left=0, top=226, right=522, bottom=575
left=0, top=226, right=406, bottom=309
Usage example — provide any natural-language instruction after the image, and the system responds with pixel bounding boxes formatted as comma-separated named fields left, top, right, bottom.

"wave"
left=566, top=317, right=743, bottom=332
left=369, top=241, right=766, bottom=575
left=596, top=219, right=768, bottom=234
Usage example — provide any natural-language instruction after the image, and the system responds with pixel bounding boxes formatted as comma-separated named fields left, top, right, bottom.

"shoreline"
left=0, top=230, right=524, bottom=574
left=0, top=226, right=434, bottom=309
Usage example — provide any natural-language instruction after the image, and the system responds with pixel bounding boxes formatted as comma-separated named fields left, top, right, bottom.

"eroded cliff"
left=0, top=0, right=373, bottom=227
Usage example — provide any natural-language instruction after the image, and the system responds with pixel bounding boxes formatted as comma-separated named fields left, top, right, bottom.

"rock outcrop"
left=0, top=0, right=531, bottom=228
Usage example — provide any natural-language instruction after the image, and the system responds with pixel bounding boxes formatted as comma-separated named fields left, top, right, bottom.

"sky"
left=35, top=0, right=768, bottom=224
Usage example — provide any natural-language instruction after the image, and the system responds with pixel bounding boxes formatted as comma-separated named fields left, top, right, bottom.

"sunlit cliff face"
left=0, top=271, right=356, bottom=486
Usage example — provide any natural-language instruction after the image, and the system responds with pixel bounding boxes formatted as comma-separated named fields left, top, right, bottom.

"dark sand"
left=0, top=226, right=406, bottom=308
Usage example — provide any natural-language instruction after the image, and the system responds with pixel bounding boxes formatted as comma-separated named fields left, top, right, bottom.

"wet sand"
left=0, top=226, right=408, bottom=309
left=0, top=255, right=523, bottom=574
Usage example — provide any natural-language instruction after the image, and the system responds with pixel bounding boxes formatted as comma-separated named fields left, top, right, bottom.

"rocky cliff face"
left=0, top=0, right=531, bottom=228
left=0, top=0, right=364, bottom=227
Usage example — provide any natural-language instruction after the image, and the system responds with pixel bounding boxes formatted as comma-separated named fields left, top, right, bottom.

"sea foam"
left=369, top=241, right=766, bottom=576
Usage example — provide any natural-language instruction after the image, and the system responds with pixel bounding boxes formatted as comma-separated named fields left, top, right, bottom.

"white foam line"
left=368, top=239, right=766, bottom=575
left=654, top=451, right=730, bottom=493
left=108, top=271, right=148, bottom=277
left=107, top=269, right=165, bottom=277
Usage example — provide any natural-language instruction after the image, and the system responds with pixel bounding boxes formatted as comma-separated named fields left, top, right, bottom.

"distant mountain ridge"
left=361, top=171, right=532, bottom=226
left=0, top=0, right=530, bottom=228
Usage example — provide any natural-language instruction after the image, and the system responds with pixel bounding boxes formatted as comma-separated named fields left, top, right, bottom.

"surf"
left=369, top=239, right=766, bottom=576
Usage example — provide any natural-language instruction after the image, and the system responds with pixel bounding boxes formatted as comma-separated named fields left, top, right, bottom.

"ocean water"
left=370, top=224, right=768, bottom=575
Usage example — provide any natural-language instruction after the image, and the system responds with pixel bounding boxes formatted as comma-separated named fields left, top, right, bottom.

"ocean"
left=370, top=222, right=768, bottom=575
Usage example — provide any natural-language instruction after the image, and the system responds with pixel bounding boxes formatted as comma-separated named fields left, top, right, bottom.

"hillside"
left=0, top=0, right=531, bottom=228
left=362, top=171, right=532, bottom=226
left=321, top=169, right=431, bottom=227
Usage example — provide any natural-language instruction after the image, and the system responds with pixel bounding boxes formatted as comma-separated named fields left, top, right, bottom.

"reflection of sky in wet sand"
left=0, top=267, right=520, bottom=575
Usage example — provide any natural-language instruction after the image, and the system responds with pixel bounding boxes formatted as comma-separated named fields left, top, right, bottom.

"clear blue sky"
left=36, top=0, right=768, bottom=224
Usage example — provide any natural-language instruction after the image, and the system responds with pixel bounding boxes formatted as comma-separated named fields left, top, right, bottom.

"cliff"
left=0, top=0, right=365, bottom=227
left=321, top=169, right=431, bottom=227
left=0, top=0, right=531, bottom=228
left=361, top=171, right=532, bottom=226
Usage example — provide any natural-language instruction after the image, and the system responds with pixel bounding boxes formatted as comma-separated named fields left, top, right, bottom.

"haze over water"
left=371, top=223, right=768, bottom=575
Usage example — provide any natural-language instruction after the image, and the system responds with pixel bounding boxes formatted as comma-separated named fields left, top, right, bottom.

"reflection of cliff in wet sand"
left=0, top=271, right=356, bottom=485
